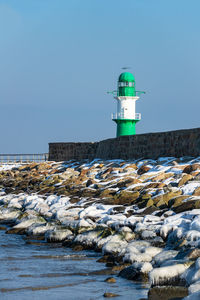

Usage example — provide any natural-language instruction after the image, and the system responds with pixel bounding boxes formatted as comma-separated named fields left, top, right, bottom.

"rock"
left=193, top=186, right=200, bottom=196
left=186, top=248, right=200, bottom=260
left=173, top=199, right=200, bottom=213
left=45, top=228, right=73, bottom=242
left=178, top=174, right=193, bottom=187
left=183, top=163, right=200, bottom=174
left=137, top=165, right=151, bottom=175
left=153, top=190, right=182, bottom=207
left=111, top=264, right=131, bottom=271
left=168, top=195, right=190, bottom=208
left=104, top=277, right=116, bottom=283
left=149, top=263, right=190, bottom=286
left=86, top=179, right=95, bottom=187
left=142, top=206, right=158, bottom=215
left=114, top=190, right=140, bottom=205
left=148, top=286, right=188, bottom=300
left=99, top=189, right=116, bottom=199
left=151, top=172, right=174, bottom=182
left=123, top=163, right=137, bottom=171
left=72, top=244, right=85, bottom=251
left=119, top=263, right=152, bottom=281
left=97, top=255, right=115, bottom=264
left=103, top=292, right=119, bottom=298
left=115, top=177, right=141, bottom=189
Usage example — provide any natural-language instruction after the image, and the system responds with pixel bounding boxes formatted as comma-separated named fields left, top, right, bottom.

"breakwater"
left=49, top=127, right=200, bottom=162
left=1, top=158, right=200, bottom=298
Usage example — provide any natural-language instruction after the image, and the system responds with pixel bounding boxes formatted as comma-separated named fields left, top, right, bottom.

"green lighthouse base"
left=113, top=119, right=139, bottom=137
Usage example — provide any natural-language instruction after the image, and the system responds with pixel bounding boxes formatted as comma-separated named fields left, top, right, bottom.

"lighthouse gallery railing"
left=111, top=113, right=141, bottom=120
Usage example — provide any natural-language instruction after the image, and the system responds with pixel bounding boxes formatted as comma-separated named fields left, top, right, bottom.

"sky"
left=0, top=0, right=200, bottom=153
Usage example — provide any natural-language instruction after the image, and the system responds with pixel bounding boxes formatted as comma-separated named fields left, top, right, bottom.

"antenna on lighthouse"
left=121, top=67, right=131, bottom=70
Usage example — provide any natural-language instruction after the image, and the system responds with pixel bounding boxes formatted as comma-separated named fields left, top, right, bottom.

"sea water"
left=0, top=229, right=149, bottom=300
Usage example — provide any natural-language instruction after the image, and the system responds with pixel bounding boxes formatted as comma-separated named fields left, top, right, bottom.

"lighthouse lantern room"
left=110, top=72, right=145, bottom=137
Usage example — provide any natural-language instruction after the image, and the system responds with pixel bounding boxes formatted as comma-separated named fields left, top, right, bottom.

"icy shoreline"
left=1, top=158, right=200, bottom=299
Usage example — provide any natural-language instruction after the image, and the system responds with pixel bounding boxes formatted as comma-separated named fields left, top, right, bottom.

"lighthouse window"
left=118, top=82, right=134, bottom=87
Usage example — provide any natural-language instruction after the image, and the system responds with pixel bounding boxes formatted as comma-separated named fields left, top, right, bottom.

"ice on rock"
left=79, top=205, right=107, bottom=220
left=143, top=246, right=163, bottom=257
left=27, top=223, right=55, bottom=236
left=132, top=262, right=153, bottom=274
left=45, top=228, right=73, bottom=242
left=182, top=183, right=200, bottom=195
left=143, top=215, right=161, bottom=224
left=0, top=208, right=21, bottom=222
left=125, top=216, right=143, bottom=227
left=7, top=197, right=23, bottom=209
left=186, top=230, right=200, bottom=242
left=99, top=214, right=127, bottom=228
left=13, top=218, right=45, bottom=229
left=188, top=280, right=200, bottom=294
left=75, top=230, right=101, bottom=246
left=190, top=216, right=200, bottom=231
left=102, top=234, right=128, bottom=255
left=141, top=230, right=157, bottom=239
left=153, top=250, right=178, bottom=266
left=184, top=258, right=200, bottom=285
left=123, top=241, right=152, bottom=263
left=55, top=207, right=82, bottom=220
left=150, top=263, right=190, bottom=286
left=77, top=218, right=95, bottom=228
left=160, top=224, right=174, bottom=239
left=184, top=291, right=200, bottom=300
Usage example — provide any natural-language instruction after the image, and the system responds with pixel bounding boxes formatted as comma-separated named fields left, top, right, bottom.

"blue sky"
left=0, top=0, right=200, bottom=152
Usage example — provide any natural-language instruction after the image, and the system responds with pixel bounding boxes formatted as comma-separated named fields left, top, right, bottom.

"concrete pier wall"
left=49, top=127, right=200, bottom=161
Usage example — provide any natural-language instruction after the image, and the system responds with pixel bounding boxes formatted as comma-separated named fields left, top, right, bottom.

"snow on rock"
left=188, top=280, right=200, bottom=294
left=182, top=183, right=200, bottom=195
left=74, top=230, right=101, bottom=247
left=184, top=291, right=200, bottom=300
left=153, top=250, right=179, bottom=266
left=45, top=228, right=73, bottom=242
left=150, top=263, right=190, bottom=286
left=102, top=234, right=128, bottom=255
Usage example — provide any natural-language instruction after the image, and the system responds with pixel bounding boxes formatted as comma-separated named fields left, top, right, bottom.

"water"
left=0, top=228, right=149, bottom=300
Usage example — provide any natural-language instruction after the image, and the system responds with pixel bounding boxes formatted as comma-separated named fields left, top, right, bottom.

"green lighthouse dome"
left=118, top=72, right=135, bottom=96
left=118, top=72, right=135, bottom=82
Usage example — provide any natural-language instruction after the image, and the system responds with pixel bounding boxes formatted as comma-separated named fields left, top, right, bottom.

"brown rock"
left=173, top=199, right=200, bottom=213
left=178, top=174, right=193, bottom=187
left=187, top=248, right=200, bottom=260
left=153, top=190, right=182, bottom=206
left=115, top=177, right=140, bottom=189
left=115, top=190, right=140, bottom=205
left=137, top=165, right=151, bottom=175
left=151, top=172, right=174, bottom=182
left=123, top=163, right=137, bottom=171
left=104, top=277, right=116, bottom=283
left=145, top=182, right=166, bottom=189
left=193, top=186, right=200, bottom=196
left=148, top=286, right=188, bottom=300
left=168, top=195, right=190, bottom=208
left=99, top=189, right=116, bottom=199
left=142, top=206, right=158, bottom=215
left=111, top=263, right=131, bottom=271
left=103, top=292, right=119, bottom=298
left=183, top=163, right=200, bottom=174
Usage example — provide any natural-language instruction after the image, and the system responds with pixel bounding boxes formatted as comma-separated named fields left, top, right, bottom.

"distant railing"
left=112, top=112, right=141, bottom=120
left=0, top=153, right=49, bottom=163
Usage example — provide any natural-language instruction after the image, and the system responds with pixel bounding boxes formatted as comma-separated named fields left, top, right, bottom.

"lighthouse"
left=110, top=72, right=145, bottom=137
